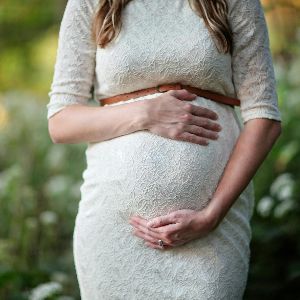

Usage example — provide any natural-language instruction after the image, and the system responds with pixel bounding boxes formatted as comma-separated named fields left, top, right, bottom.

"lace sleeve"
left=47, top=0, right=98, bottom=120
left=228, top=0, right=282, bottom=124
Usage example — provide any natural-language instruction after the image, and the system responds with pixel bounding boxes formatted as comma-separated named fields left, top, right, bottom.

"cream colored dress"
left=47, top=0, right=282, bottom=299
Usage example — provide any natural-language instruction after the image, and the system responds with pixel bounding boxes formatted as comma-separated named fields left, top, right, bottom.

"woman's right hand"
left=143, top=89, right=222, bottom=145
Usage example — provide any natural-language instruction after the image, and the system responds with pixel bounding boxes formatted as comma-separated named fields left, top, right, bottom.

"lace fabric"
left=47, top=0, right=282, bottom=125
left=47, top=0, right=280, bottom=298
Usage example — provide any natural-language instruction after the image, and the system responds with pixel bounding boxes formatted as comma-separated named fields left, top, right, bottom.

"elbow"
left=48, top=122, right=62, bottom=144
left=268, top=120, right=282, bottom=145
left=272, top=120, right=282, bottom=139
left=47, top=108, right=71, bottom=144
left=49, top=134, right=63, bottom=144
left=48, top=117, right=65, bottom=144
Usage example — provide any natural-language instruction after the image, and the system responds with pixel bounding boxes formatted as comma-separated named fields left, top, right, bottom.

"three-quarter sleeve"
left=228, top=0, right=282, bottom=124
left=47, top=0, right=98, bottom=120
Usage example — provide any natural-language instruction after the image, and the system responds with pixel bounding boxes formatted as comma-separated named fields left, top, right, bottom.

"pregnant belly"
left=80, top=97, right=242, bottom=221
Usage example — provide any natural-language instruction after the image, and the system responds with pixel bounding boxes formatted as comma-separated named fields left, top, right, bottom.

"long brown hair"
left=91, top=0, right=233, bottom=54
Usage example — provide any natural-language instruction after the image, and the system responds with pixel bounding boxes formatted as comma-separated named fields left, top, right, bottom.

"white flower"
left=51, top=271, right=69, bottom=285
left=277, top=184, right=293, bottom=201
left=70, top=181, right=82, bottom=198
left=270, top=173, right=294, bottom=201
left=274, top=199, right=294, bottom=219
left=29, top=281, right=62, bottom=300
left=46, top=146, right=67, bottom=171
left=39, top=211, right=58, bottom=225
left=256, top=196, right=274, bottom=217
left=44, top=175, right=72, bottom=196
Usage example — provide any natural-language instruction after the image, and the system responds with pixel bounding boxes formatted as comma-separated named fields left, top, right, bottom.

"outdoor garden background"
left=0, top=0, right=299, bottom=299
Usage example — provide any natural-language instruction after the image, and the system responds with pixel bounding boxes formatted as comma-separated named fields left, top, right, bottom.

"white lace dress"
left=47, top=0, right=282, bottom=299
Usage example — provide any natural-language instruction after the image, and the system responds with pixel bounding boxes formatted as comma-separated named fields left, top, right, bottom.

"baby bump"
left=80, top=98, right=242, bottom=220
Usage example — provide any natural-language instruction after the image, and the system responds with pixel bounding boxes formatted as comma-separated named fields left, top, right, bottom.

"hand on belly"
left=128, top=207, right=217, bottom=250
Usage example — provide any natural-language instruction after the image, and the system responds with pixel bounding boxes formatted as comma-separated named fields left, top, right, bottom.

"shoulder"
left=64, top=0, right=100, bottom=14
left=227, top=0, right=264, bottom=16
left=227, top=0, right=267, bottom=34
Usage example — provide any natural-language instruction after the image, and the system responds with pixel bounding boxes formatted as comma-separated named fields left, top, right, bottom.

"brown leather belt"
left=99, top=82, right=240, bottom=107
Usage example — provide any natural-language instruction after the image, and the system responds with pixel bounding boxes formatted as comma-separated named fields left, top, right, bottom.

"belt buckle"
left=156, top=83, right=182, bottom=93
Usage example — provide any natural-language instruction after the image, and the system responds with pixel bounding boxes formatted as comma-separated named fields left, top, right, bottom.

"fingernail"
left=192, top=93, right=197, bottom=97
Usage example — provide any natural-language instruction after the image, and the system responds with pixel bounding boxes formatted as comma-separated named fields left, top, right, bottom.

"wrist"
left=133, top=99, right=151, bottom=131
left=200, top=202, right=224, bottom=231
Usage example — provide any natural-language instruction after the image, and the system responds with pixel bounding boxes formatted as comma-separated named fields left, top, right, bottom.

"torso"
left=93, top=0, right=236, bottom=100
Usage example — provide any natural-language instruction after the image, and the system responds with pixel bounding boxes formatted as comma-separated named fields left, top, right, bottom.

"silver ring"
left=158, top=239, right=165, bottom=248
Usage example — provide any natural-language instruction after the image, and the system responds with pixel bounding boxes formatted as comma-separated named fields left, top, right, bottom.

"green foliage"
left=0, top=0, right=64, bottom=95
left=0, top=92, right=85, bottom=299
left=244, top=53, right=300, bottom=299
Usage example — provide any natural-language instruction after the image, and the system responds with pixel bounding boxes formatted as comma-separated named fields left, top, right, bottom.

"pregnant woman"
left=47, top=0, right=282, bottom=299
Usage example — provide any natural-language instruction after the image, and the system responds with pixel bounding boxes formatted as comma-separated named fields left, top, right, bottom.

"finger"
left=133, top=229, right=174, bottom=248
left=130, top=216, right=152, bottom=229
left=130, top=216, right=182, bottom=235
left=168, top=89, right=197, bottom=101
left=133, top=229, right=161, bottom=244
left=145, top=239, right=186, bottom=249
left=129, top=216, right=164, bottom=236
left=184, top=124, right=219, bottom=140
left=130, top=220, right=183, bottom=246
left=147, top=214, right=176, bottom=228
left=173, top=232, right=181, bottom=240
left=176, top=131, right=209, bottom=145
left=144, top=241, right=173, bottom=250
left=188, top=115, right=222, bottom=131
left=134, top=221, right=183, bottom=243
left=130, top=220, right=163, bottom=241
left=190, top=105, right=219, bottom=120
left=189, top=116, right=222, bottom=132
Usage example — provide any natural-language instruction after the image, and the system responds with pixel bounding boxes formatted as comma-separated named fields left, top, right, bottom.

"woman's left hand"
left=128, top=208, right=220, bottom=250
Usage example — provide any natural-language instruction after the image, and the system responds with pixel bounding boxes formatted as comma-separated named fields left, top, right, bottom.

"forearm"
left=48, top=101, right=149, bottom=144
left=202, top=118, right=282, bottom=227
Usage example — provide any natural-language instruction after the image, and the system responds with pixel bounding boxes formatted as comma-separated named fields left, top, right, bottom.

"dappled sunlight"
left=0, top=100, right=9, bottom=130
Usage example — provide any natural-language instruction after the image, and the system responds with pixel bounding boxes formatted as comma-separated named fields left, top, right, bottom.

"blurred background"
left=0, top=0, right=299, bottom=299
